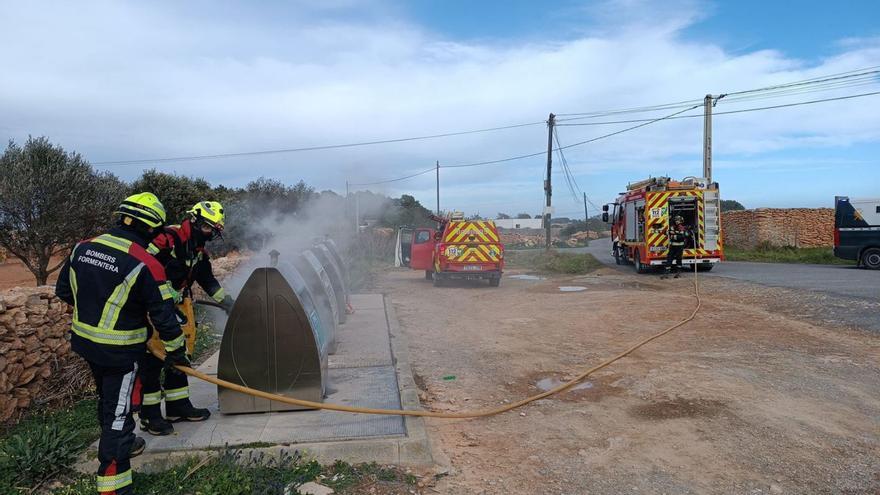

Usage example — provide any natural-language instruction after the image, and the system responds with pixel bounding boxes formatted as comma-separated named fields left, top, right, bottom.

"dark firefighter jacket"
left=149, top=219, right=225, bottom=302
left=668, top=224, right=693, bottom=247
left=56, top=227, right=185, bottom=367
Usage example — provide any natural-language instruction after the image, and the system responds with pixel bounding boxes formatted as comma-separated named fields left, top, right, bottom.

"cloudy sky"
left=2, top=0, right=879, bottom=217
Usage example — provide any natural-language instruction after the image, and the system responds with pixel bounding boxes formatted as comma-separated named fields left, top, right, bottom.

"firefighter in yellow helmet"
left=56, top=193, right=188, bottom=495
left=134, top=201, right=232, bottom=435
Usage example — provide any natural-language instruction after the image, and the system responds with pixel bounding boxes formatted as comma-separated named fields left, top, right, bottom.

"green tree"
left=129, top=169, right=217, bottom=223
left=720, top=199, right=746, bottom=212
left=0, top=137, right=125, bottom=285
left=515, top=213, right=532, bottom=219
left=496, top=213, right=511, bottom=219
left=378, top=194, right=433, bottom=228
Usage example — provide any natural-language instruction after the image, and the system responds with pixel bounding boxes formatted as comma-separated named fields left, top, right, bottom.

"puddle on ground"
left=510, top=274, right=545, bottom=281
left=536, top=377, right=594, bottom=391
left=558, top=286, right=587, bottom=292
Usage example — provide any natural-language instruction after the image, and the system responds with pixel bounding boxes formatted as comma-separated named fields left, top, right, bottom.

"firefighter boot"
left=660, top=269, right=670, bottom=280
left=130, top=436, right=147, bottom=457
left=165, top=399, right=211, bottom=423
left=139, top=414, right=174, bottom=436
left=673, top=271, right=681, bottom=279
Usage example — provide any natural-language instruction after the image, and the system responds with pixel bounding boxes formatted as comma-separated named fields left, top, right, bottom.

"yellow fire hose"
left=148, top=264, right=701, bottom=419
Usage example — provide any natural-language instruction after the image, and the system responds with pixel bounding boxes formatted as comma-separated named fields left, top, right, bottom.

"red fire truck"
left=407, top=212, right=504, bottom=287
left=603, top=177, right=723, bottom=273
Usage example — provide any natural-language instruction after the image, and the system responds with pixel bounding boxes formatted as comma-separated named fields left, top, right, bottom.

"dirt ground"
left=0, top=257, right=61, bottom=289
left=377, top=267, right=880, bottom=495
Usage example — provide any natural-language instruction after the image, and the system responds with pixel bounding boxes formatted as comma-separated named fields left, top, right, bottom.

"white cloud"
left=1, top=0, right=878, bottom=213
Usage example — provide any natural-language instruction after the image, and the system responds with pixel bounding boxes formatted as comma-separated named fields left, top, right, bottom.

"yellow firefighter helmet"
left=116, top=192, right=167, bottom=228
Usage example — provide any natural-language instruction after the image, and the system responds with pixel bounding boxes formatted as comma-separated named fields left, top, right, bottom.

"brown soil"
left=0, top=257, right=62, bottom=289
left=377, top=267, right=880, bottom=495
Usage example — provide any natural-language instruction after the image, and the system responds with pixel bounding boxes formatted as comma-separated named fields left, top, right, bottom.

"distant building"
left=494, top=218, right=544, bottom=230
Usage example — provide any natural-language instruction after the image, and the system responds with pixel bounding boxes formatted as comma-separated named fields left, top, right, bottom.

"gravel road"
left=380, top=267, right=880, bottom=494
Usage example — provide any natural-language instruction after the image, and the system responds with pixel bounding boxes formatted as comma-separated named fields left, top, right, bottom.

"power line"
left=348, top=167, right=436, bottom=186
left=556, top=66, right=880, bottom=121
left=556, top=104, right=702, bottom=147
left=352, top=104, right=701, bottom=186
left=725, top=66, right=880, bottom=97
left=347, top=89, right=880, bottom=186
left=556, top=90, right=880, bottom=126
left=93, top=120, right=546, bottom=166
left=553, top=127, right=582, bottom=202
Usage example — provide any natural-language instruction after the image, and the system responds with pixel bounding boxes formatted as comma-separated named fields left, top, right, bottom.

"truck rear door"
left=409, top=228, right=436, bottom=270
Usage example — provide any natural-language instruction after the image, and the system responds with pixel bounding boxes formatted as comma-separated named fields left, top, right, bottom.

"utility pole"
left=435, top=160, right=440, bottom=215
left=346, top=180, right=355, bottom=234
left=702, top=94, right=712, bottom=183
left=702, top=93, right=725, bottom=183
left=544, top=113, right=555, bottom=251
left=583, top=192, right=589, bottom=235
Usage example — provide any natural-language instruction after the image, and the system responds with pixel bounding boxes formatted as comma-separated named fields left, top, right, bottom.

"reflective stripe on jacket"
left=56, top=227, right=184, bottom=367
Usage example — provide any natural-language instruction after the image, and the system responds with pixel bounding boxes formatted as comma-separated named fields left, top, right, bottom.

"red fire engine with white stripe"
left=603, top=176, right=724, bottom=273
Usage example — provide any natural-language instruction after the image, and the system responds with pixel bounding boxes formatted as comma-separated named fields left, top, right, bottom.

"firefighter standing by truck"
left=661, top=215, right=693, bottom=279
left=135, top=201, right=233, bottom=435
left=55, top=193, right=188, bottom=495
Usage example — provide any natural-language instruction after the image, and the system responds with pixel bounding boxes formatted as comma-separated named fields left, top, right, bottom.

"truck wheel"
left=489, top=277, right=501, bottom=287
left=861, top=248, right=880, bottom=270
left=696, top=264, right=714, bottom=272
left=433, top=274, right=443, bottom=287
left=425, top=270, right=433, bottom=280
left=634, top=251, right=650, bottom=274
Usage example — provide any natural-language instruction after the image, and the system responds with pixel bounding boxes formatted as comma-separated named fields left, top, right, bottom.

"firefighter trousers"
left=136, top=352, right=192, bottom=419
left=665, top=245, right=685, bottom=273
left=87, top=360, right=138, bottom=495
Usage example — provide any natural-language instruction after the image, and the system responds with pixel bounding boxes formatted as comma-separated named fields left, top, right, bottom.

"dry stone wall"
left=722, top=208, right=834, bottom=248
left=0, top=286, right=73, bottom=422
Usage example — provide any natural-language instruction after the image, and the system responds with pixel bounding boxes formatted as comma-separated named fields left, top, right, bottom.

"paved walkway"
left=82, top=294, right=432, bottom=471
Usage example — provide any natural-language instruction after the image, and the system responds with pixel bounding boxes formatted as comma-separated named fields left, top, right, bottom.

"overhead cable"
left=93, top=120, right=546, bottom=166
left=556, top=66, right=879, bottom=121
left=556, top=90, right=880, bottom=126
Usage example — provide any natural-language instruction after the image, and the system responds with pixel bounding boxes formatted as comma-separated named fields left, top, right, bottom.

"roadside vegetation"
left=506, top=250, right=603, bottom=274
left=0, top=405, right=418, bottom=495
left=725, top=243, right=854, bottom=265
left=51, top=455, right=415, bottom=495
left=0, top=399, right=99, bottom=493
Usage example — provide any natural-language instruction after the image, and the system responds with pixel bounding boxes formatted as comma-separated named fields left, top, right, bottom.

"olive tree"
left=0, top=137, right=125, bottom=285
left=129, top=169, right=217, bottom=222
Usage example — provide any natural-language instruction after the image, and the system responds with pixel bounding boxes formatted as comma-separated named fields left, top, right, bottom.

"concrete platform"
left=82, top=293, right=432, bottom=471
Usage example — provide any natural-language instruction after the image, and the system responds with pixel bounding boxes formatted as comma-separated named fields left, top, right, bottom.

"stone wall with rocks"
left=722, top=208, right=834, bottom=248
left=0, top=286, right=73, bottom=422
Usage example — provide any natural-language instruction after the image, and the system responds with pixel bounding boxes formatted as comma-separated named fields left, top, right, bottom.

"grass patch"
left=54, top=449, right=321, bottom=495
left=321, top=460, right=417, bottom=494
left=192, top=306, right=221, bottom=364
left=0, top=399, right=98, bottom=493
left=506, top=250, right=602, bottom=274
left=51, top=455, right=417, bottom=495
left=724, top=244, right=854, bottom=265
left=347, top=257, right=386, bottom=292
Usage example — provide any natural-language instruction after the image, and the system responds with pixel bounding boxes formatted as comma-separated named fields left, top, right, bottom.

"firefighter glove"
left=164, top=346, right=191, bottom=376
left=220, top=294, right=235, bottom=314
left=174, top=307, right=188, bottom=326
